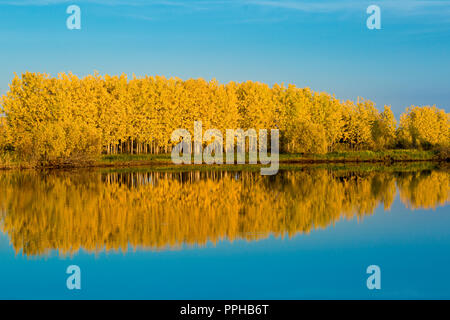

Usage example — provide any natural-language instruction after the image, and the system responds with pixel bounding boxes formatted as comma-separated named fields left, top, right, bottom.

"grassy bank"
left=98, top=149, right=444, bottom=165
left=0, top=149, right=447, bottom=170
left=98, top=160, right=448, bottom=176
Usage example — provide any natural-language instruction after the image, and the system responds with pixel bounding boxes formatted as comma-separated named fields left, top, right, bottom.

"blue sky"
left=0, top=0, right=449, bottom=116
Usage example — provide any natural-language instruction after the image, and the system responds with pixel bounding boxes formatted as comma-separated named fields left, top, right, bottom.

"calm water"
left=0, top=165, right=449, bottom=299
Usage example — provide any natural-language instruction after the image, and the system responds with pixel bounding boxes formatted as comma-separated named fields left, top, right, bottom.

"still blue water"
left=0, top=168, right=449, bottom=299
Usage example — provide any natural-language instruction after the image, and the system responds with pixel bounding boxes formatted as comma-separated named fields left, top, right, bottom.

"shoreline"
left=1, top=149, right=448, bottom=171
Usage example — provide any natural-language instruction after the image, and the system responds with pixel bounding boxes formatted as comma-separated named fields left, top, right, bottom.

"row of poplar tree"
left=0, top=72, right=448, bottom=163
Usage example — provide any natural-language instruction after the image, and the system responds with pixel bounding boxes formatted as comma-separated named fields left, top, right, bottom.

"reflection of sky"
left=0, top=193, right=449, bottom=299
left=0, top=0, right=449, bottom=117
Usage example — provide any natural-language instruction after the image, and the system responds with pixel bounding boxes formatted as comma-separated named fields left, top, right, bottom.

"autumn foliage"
left=0, top=168, right=448, bottom=256
left=0, top=72, right=448, bottom=164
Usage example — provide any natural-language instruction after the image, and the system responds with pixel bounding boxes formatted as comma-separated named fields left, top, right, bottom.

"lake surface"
left=0, top=164, right=449, bottom=299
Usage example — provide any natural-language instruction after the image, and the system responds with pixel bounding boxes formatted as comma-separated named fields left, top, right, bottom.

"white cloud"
left=245, top=0, right=450, bottom=14
left=1, top=0, right=449, bottom=16
left=0, top=0, right=188, bottom=6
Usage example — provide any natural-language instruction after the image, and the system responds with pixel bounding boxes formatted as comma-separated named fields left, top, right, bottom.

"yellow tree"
left=397, top=105, right=449, bottom=148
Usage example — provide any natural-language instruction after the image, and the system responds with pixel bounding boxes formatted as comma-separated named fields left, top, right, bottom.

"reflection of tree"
left=0, top=168, right=448, bottom=257
left=396, top=170, right=449, bottom=209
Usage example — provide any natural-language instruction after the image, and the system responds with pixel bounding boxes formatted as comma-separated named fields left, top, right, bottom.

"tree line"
left=0, top=72, right=448, bottom=164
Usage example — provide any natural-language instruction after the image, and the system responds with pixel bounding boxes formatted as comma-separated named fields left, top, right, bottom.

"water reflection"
left=0, top=167, right=448, bottom=256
